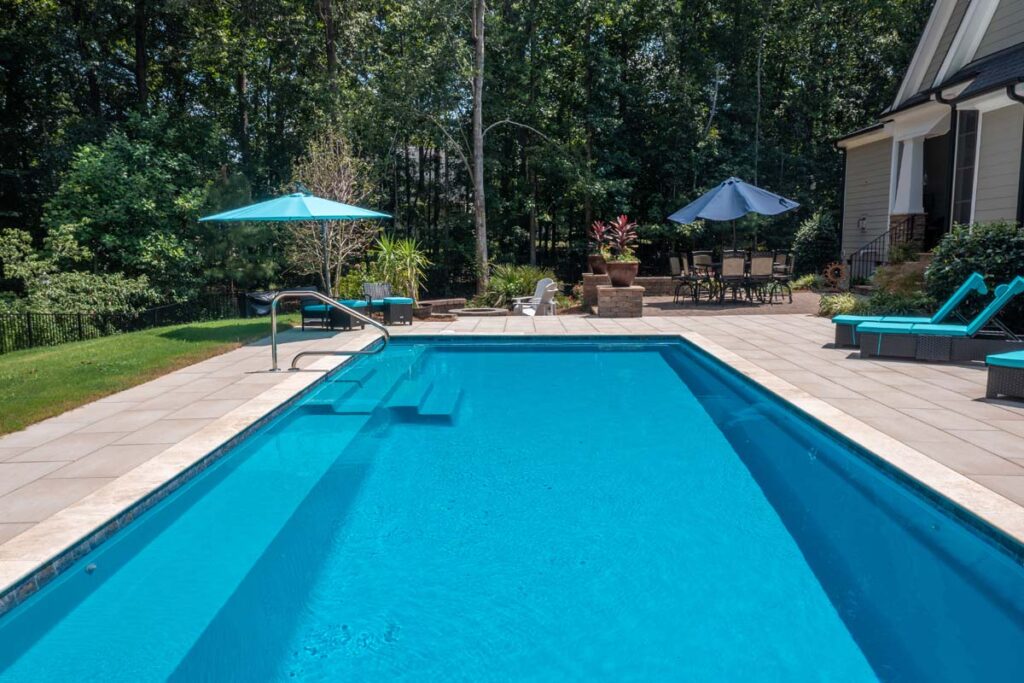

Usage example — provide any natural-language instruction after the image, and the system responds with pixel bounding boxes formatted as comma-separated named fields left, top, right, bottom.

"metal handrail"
left=269, top=290, right=389, bottom=371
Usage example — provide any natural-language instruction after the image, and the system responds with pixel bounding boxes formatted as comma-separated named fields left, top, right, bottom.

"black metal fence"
left=0, top=294, right=247, bottom=355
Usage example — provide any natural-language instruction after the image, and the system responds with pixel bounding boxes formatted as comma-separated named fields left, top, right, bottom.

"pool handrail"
left=270, top=290, right=389, bottom=371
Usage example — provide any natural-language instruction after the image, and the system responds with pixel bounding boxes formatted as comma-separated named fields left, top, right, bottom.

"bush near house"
left=926, top=221, right=1024, bottom=329
left=790, top=211, right=839, bottom=277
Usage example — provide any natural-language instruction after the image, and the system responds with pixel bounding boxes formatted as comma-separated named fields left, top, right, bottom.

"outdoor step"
left=418, top=385, right=462, bottom=419
left=386, top=379, right=434, bottom=411
left=331, top=347, right=426, bottom=415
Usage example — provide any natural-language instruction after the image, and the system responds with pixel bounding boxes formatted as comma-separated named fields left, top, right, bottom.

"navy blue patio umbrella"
left=668, top=177, right=798, bottom=249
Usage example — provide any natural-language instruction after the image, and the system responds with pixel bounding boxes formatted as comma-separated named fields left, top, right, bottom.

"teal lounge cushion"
left=987, top=350, right=1024, bottom=369
left=337, top=299, right=368, bottom=308
left=908, top=323, right=969, bottom=337
left=854, top=321, right=914, bottom=334
left=370, top=299, right=385, bottom=306
left=302, top=304, right=329, bottom=314
left=833, top=315, right=929, bottom=325
left=384, top=297, right=414, bottom=304
left=833, top=315, right=885, bottom=325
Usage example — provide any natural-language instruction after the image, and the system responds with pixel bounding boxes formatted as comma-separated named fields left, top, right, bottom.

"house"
left=837, top=0, right=1024, bottom=281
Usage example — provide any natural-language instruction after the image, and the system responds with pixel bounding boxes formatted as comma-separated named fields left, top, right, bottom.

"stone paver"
left=2, top=312, right=1024, bottom=599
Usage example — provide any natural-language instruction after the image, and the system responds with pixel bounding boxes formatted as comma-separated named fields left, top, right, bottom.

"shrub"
left=791, top=273, right=824, bottom=291
left=472, top=264, right=558, bottom=308
left=926, top=220, right=1024, bottom=329
left=817, top=292, right=864, bottom=317
left=790, top=211, right=839, bottom=276
left=817, top=290, right=934, bottom=318
left=862, top=290, right=934, bottom=316
left=871, top=260, right=926, bottom=296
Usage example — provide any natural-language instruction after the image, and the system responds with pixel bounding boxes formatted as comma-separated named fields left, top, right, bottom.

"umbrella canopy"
left=199, top=191, right=391, bottom=296
left=199, top=192, right=391, bottom=222
left=667, top=177, right=797, bottom=224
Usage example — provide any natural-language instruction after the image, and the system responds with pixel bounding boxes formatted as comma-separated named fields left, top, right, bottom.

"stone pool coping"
left=2, top=318, right=1024, bottom=614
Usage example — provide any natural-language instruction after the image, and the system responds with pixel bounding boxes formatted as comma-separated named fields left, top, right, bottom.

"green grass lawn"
left=0, top=315, right=296, bottom=435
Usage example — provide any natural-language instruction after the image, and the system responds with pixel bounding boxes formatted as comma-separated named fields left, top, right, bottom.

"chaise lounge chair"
left=832, top=272, right=987, bottom=347
left=856, top=276, right=1024, bottom=362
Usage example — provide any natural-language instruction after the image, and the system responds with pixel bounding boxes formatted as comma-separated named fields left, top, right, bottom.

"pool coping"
left=2, top=329, right=1024, bottom=617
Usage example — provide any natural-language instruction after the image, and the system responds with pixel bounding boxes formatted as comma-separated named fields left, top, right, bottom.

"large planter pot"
left=606, top=261, right=639, bottom=287
left=587, top=253, right=607, bottom=275
left=413, top=303, right=433, bottom=320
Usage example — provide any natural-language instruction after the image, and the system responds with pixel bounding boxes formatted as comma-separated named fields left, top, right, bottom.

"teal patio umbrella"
left=199, top=191, right=391, bottom=295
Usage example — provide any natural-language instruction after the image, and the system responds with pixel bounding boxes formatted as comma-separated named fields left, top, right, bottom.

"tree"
left=286, top=131, right=379, bottom=295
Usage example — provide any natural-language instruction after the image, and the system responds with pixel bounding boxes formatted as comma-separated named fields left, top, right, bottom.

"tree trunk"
left=134, top=0, right=148, bottom=109
left=319, top=0, right=337, bottom=90
left=236, top=70, right=250, bottom=170
left=471, top=0, right=488, bottom=292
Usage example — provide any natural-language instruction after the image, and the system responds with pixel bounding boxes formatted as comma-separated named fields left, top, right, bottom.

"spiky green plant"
left=371, top=235, right=431, bottom=302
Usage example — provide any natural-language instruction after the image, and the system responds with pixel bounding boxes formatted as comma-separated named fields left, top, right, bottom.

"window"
left=951, top=110, right=979, bottom=225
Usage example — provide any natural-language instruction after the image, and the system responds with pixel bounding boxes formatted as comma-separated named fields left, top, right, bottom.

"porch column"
left=892, top=136, right=926, bottom=215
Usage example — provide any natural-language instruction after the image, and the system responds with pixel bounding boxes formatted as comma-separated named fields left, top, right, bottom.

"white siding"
left=973, top=105, right=1023, bottom=223
left=976, top=0, right=1024, bottom=59
left=842, top=139, right=893, bottom=256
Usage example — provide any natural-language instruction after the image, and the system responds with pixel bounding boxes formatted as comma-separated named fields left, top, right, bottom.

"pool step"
left=419, top=385, right=462, bottom=418
left=330, top=347, right=426, bottom=415
left=385, top=379, right=434, bottom=411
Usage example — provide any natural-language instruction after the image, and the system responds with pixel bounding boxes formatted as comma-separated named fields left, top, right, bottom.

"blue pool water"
left=1, top=337, right=1023, bottom=681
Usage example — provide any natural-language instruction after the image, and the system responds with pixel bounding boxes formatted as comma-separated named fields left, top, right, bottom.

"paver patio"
left=2, top=312, right=1024, bottom=596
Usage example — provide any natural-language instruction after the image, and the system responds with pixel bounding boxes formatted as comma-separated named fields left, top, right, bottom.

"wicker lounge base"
left=834, top=324, right=856, bottom=348
left=858, top=332, right=918, bottom=359
left=986, top=365, right=1024, bottom=400
left=859, top=332, right=1024, bottom=363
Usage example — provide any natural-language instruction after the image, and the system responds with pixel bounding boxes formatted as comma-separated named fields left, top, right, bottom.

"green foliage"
left=0, top=228, right=158, bottom=313
left=42, top=116, right=208, bottom=298
left=335, top=263, right=377, bottom=299
left=1, top=0, right=931, bottom=299
left=865, top=290, right=934, bottom=315
left=871, top=260, right=926, bottom=296
left=791, top=273, right=824, bottom=291
left=371, top=235, right=432, bottom=301
left=790, top=211, right=839, bottom=276
left=472, top=264, right=558, bottom=308
left=818, top=292, right=864, bottom=317
left=818, top=290, right=934, bottom=318
left=926, top=221, right=1024, bottom=328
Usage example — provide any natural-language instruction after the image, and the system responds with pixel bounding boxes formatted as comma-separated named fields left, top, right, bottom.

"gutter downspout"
left=1005, top=83, right=1024, bottom=227
left=935, top=90, right=958, bottom=234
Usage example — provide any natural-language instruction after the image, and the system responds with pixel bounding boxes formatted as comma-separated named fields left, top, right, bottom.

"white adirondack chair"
left=512, top=278, right=557, bottom=316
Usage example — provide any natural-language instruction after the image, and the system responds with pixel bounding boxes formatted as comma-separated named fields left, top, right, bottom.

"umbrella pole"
left=732, top=220, right=737, bottom=251
left=321, top=221, right=331, bottom=297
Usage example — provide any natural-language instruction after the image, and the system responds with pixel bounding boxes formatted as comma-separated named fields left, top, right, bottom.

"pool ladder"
left=269, top=290, right=390, bottom=371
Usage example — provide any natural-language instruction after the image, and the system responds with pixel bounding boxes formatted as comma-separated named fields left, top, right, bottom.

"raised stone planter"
left=582, top=273, right=611, bottom=313
left=597, top=285, right=644, bottom=318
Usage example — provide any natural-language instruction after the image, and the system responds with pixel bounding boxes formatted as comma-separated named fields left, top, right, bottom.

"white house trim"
left=970, top=111, right=983, bottom=223
left=936, top=0, right=1001, bottom=84
left=893, top=0, right=959, bottom=108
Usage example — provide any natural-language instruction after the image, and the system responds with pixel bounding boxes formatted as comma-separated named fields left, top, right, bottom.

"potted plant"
left=604, top=215, right=640, bottom=287
left=587, top=220, right=609, bottom=274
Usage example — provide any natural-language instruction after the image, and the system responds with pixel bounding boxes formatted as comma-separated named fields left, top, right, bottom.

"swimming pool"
left=1, top=336, right=1022, bottom=680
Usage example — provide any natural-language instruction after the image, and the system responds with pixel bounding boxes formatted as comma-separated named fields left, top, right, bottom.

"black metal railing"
left=846, top=230, right=890, bottom=285
left=846, top=216, right=920, bottom=285
left=0, top=293, right=246, bottom=355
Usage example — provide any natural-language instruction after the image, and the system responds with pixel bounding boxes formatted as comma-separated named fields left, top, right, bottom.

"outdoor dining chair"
left=718, top=252, right=747, bottom=303
left=747, top=253, right=775, bottom=302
